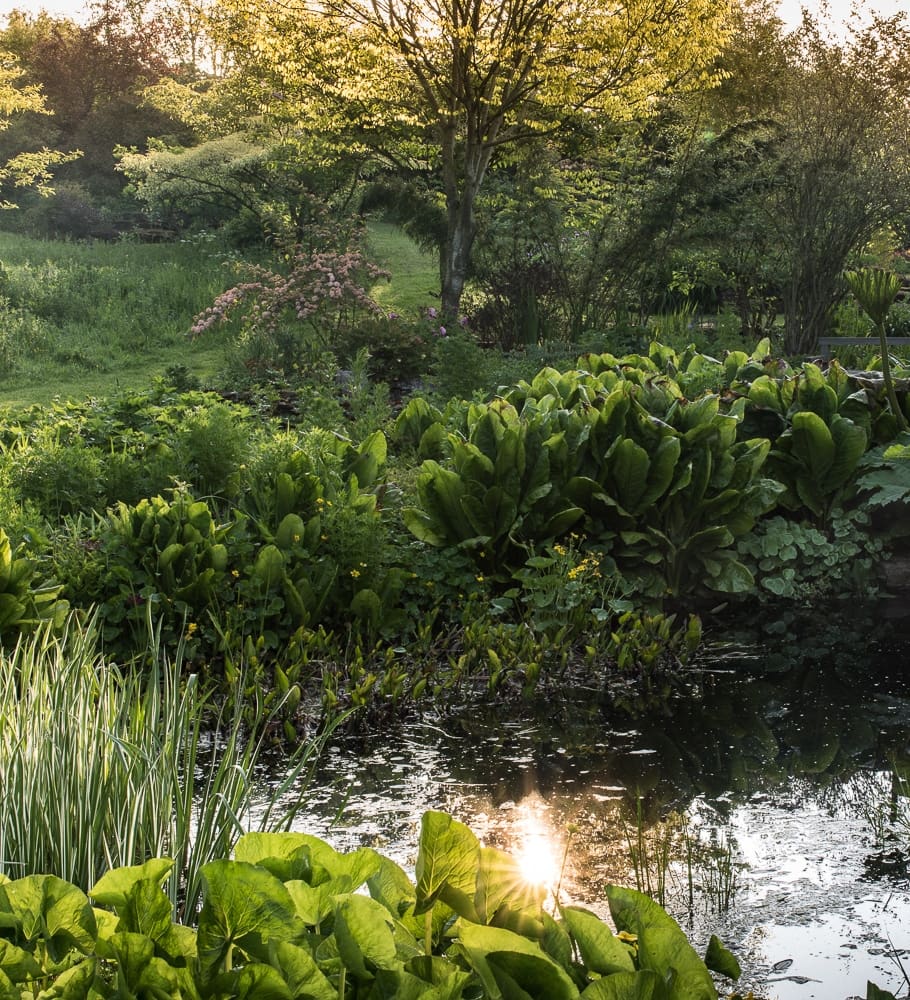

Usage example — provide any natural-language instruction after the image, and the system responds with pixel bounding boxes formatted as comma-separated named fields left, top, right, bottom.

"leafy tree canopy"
left=208, top=0, right=733, bottom=315
left=0, top=49, right=78, bottom=206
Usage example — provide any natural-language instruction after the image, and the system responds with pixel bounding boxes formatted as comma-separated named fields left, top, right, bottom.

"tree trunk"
left=440, top=196, right=475, bottom=319
left=438, top=118, right=495, bottom=319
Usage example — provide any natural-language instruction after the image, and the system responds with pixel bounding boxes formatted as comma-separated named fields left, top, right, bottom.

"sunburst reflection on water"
left=255, top=654, right=910, bottom=999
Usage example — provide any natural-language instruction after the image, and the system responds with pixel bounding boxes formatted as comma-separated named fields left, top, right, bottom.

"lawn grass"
left=0, top=222, right=438, bottom=409
left=364, top=220, right=439, bottom=314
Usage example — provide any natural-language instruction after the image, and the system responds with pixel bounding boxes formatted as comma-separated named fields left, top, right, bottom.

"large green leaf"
left=3, top=875, right=97, bottom=957
left=827, top=416, right=868, bottom=490
left=405, top=954, right=473, bottom=997
left=797, top=363, right=838, bottom=424
left=118, top=880, right=175, bottom=943
left=704, top=935, right=740, bottom=981
left=333, top=893, right=400, bottom=979
left=212, top=962, right=293, bottom=1000
left=474, top=848, right=544, bottom=933
left=38, top=956, right=97, bottom=1000
left=789, top=411, right=834, bottom=481
left=580, top=970, right=663, bottom=999
left=234, top=834, right=313, bottom=883
left=270, top=942, right=336, bottom=1000
left=90, top=860, right=174, bottom=909
left=606, top=886, right=716, bottom=1000
left=284, top=879, right=342, bottom=927
left=368, top=856, right=416, bottom=923
left=640, top=437, right=681, bottom=508
left=414, top=812, right=480, bottom=918
left=560, top=906, right=634, bottom=976
left=455, top=922, right=579, bottom=1000
left=0, top=939, right=42, bottom=981
left=106, top=931, right=186, bottom=1000
left=197, top=861, right=298, bottom=979
left=700, top=551, right=755, bottom=594
left=609, top=439, right=650, bottom=513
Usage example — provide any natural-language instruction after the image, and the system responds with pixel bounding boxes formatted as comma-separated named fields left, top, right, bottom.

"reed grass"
left=0, top=613, right=335, bottom=918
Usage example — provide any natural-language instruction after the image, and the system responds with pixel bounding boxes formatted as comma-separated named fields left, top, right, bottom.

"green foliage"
left=0, top=527, right=67, bottom=640
left=0, top=616, right=330, bottom=909
left=0, top=809, right=739, bottom=1000
left=855, top=435, right=910, bottom=515
left=735, top=513, right=883, bottom=601
left=845, top=267, right=907, bottom=433
left=405, top=357, right=783, bottom=598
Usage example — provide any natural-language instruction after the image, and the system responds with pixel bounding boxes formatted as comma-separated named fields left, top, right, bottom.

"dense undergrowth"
left=0, top=333, right=908, bottom=725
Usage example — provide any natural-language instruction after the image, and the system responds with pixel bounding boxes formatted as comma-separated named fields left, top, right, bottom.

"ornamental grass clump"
left=0, top=613, right=334, bottom=918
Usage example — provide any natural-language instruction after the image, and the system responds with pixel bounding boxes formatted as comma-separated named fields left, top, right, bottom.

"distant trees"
left=704, top=1, right=910, bottom=355
left=0, top=7, right=185, bottom=230
left=211, top=0, right=732, bottom=317
left=770, top=14, right=910, bottom=354
left=0, top=49, right=78, bottom=206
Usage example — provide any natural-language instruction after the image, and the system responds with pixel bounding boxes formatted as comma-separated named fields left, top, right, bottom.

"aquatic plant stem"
left=877, top=319, right=907, bottom=432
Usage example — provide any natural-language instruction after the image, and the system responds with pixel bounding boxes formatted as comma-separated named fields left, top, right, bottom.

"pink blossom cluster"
left=189, top=248, right=390, bottom=340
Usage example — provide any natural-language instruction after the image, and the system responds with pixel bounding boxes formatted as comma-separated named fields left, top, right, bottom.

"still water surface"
left=271, top=635, right=910, bottom=999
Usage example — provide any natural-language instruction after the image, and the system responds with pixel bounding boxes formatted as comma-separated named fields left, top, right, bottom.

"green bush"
left=0, top=808, right=743, bottom=1000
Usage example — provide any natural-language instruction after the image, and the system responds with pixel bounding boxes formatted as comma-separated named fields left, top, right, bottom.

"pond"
left=268, top=617, right=910, bottom=999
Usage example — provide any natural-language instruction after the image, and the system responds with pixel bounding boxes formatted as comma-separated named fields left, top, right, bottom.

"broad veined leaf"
left=640, top=436, right=681, bottom=508
left=797, top=363, right=838, bottom=424
left=789, top=411, right=834, bottom=481
left=560, top=906, right=635, bottom=975
left=285, top=878, right=349, bottom=926
left=609, top=438, right=650, bottom=512
left=455, top=922, right=578, bottom=1000
left=3, top=875, right=96, bottom=956
left=473, top=847, right=545, bottom=931
left=118, top=879, right=175, bottom=943
left=827, top=416, right=867, bottom=489
left=404, top=954, right=473, bottom=997
left=0, top=939, right=42, bottom=981
left=486, top=950, right=581, bottom=1000
left=540, top=912, right=574, bottom=974
left=270, top=941, right=336, bottom=1000
left=212, top=962, right=293, bottom=1000
left=90, top=859, right=174, bottom=909
left=606, top=886, right=716, bottom=1000
left=197, top=861, right=298, bottom=979
left=414, top=812, right=480, bottom=918
left=38, top=956, right=97, bottom=1000
left=234, top=833, right=312, bottom=883
left=333, top=893, right=400, bottom=979
left=579, top=969, right=662, bottom=999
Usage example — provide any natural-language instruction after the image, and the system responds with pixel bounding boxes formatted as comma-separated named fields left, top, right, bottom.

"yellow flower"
left=185, top=622, right=198, bottom=637
left=475, top=574, right=484, bottom=583
left=350, top=569, right=360, bottom=578
left=231, top=569, right=239, bottom=578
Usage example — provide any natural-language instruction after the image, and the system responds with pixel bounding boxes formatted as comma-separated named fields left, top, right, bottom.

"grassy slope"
left=364, top=220, right=439, bottom=315
left=0, top=223, right=438, bottom=409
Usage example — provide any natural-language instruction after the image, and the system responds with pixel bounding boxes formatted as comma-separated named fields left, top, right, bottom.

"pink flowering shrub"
left=191, top=247, right=390, bottom=376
